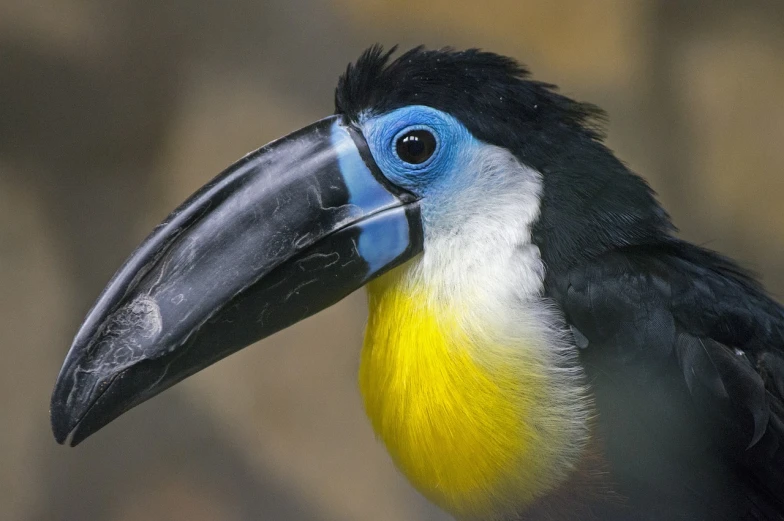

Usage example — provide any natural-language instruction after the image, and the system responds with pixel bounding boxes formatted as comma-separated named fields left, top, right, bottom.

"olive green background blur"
left=2, top=1, right=784, bottom=520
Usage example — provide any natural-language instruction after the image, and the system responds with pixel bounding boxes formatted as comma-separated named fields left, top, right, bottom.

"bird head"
left=51, top=46, right=672, bottom=446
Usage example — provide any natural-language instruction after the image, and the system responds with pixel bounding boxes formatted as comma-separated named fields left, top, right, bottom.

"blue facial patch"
left=359, top=106, right=479, bottom=197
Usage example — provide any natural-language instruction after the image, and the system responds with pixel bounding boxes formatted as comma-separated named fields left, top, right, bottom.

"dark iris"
left=395, top=129, right=437, bottom=164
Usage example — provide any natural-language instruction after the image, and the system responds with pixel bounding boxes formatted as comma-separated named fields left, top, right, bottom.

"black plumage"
left=549, top=242, right=784, bottom=519
left=337, top=46, right=784, bottom=519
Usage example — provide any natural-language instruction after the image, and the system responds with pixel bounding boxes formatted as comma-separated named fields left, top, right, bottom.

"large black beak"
left=51, top=115, right=422, bottom=446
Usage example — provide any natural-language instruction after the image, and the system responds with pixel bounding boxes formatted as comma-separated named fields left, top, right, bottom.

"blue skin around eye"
left=360, top=105, right=480, bottom=199
left=330, top=106, right=481, bottom=274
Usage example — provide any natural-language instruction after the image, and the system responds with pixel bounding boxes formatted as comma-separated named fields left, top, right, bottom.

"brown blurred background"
left=2, top=1, right=783, bottom=520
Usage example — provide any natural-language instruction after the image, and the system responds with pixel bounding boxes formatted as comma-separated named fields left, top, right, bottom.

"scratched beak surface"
left=51, top=115, right=423, bottom=445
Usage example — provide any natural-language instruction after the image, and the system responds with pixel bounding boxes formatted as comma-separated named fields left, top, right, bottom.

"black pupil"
left=396, top=130, right=436, bottom=164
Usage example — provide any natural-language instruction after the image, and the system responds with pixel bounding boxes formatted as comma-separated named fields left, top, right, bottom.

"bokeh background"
left=2, top=1, right=784, bottom=520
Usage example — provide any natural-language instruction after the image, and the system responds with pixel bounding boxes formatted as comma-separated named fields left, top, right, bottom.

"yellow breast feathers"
left=360, top=266, right=584, bottom=519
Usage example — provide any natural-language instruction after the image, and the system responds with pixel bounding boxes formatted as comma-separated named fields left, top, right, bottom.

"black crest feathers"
left=335, top=45, right=606, bottom=143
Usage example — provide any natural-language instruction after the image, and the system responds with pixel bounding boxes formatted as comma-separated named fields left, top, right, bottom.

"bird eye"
left=395, top=129, right=437, bottom=165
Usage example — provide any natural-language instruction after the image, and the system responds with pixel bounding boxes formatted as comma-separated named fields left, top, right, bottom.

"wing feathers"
left=547, top=239, right=784, bottom=516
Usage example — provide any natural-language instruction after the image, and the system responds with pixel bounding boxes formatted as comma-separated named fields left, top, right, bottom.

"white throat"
left=406, top=145, right=547, bottom=310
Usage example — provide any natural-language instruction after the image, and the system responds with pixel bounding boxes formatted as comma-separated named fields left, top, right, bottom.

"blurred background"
left=2, top=1, right=784, bottom=520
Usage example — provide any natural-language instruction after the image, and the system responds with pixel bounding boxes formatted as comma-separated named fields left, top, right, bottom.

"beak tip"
left=50, top=391, right=75, bottom=445
left=50, top=359, right=157, bottom=447
left=50, top=374, right=90, bottom=446
left=50, top=413, right=73, bottom=446
left=50, top=406, right=91, bottom=447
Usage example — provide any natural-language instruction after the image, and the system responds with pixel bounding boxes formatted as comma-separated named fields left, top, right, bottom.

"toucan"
left=51, top=46, right=784, bottom=520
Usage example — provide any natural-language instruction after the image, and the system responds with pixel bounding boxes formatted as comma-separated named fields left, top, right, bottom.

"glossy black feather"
left=547, top=241, right=784, bottom=519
